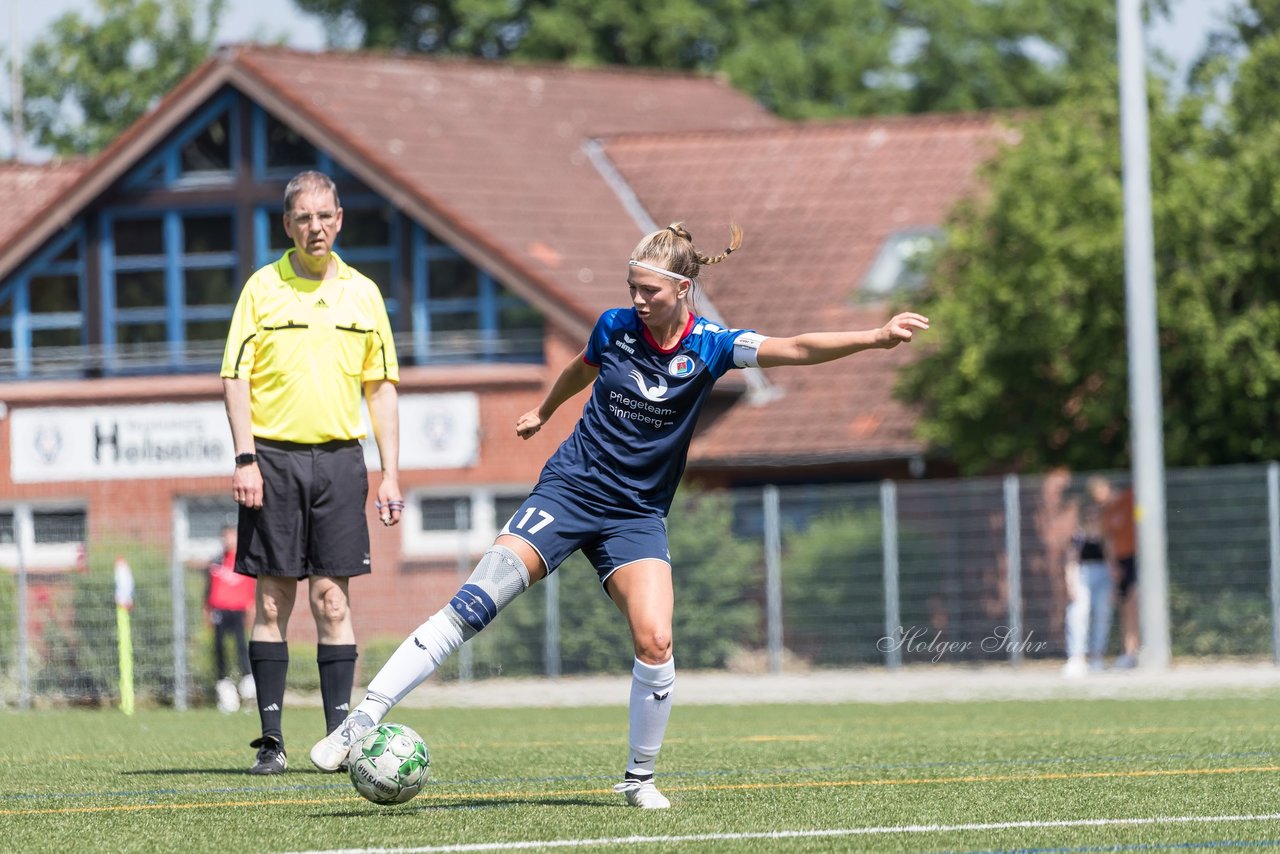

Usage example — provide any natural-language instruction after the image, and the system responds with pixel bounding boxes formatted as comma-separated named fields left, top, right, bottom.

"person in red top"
left=207, top=524, right=256, bottom=712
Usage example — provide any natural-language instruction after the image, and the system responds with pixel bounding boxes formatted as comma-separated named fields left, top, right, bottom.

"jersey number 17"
left=510, top=507, right=555, bottom=534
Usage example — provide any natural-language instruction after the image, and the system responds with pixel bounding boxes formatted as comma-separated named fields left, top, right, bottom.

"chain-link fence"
left=3, top=462, right=1278, bottom=709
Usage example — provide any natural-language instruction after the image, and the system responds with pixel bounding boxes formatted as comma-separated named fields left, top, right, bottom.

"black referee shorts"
left=235, top=438, right=372, bottom=579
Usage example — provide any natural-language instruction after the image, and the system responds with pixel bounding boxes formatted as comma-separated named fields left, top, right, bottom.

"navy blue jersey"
left=540, top=308, right=762, bottom=516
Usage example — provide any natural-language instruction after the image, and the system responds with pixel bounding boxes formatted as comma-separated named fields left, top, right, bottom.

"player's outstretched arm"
left=516, top=348, right=600, bottom=439
left=755, top=312, right=929, bottom=368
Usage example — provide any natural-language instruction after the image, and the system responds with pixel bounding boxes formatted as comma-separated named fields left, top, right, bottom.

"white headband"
left=628, top=259, right=691, bottom=284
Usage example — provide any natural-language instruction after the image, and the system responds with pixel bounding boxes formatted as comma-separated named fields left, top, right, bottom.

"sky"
left=4, top=0, right=327, bottom=51
left=0, top=0, right=1246, bottom=160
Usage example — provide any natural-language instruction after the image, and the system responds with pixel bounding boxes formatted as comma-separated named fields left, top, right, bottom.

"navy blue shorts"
left=499, top=475, right=669, bottom=584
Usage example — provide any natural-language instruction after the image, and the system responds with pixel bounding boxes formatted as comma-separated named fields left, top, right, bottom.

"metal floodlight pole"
left=1116, top=0, right=1171, bottom=670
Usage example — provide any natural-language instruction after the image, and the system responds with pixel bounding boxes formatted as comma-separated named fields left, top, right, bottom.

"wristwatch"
left=235, top=452, right=258, bottom=467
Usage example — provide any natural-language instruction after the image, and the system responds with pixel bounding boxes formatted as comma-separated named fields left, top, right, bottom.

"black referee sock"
left=248, top=641, right=289, bottom=748
left=317, top=644, right=358, bottom=735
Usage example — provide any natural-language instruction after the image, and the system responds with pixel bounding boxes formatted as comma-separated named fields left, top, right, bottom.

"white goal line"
left=287, top=811, right=1280, bottom=854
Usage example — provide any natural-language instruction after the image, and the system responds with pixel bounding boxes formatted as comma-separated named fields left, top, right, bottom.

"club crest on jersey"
left=667, top=355, right=694, bottom=377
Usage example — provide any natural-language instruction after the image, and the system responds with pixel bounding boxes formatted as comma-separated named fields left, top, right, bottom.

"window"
left=1, top=89, right=548, bottom=380
left=337, top=203, right=399, bottom=315
left=127, top=97, right=238, bottom=188
left=32, top=509, right=86, bottom=544
left=185, top=268, right=235, bottom=307
left=116, top=270, right=166, bottom=309
left=412, top=225, right=543, bottom=363
left=340, top=207, right=392, bottom=248
left=860, top=228, right=943, bottom=298
left=402, top=489, right=528, bottom=557
left=105, top=211, right=237, bottom=371
left=0, top=228, right=86, bottom=379
left=29, top=264, right=86, bottom=359
left=0, top=505, right=87, bottom=570
left=180, top=113, right=232, bottom=175
left=493, top=495, right=526, bottom=530
left=114, top=217, right=166, bottom=258
left=429, top=257, right=479, bottom=302
left=180, top=214, right=238, bottom=363
left=184, top=215, right=234, bottom=255
left=262, top=111, right=319, bottom=174
left=175, top=496, right=238, bottom=562
left=29, top=275, right=79, bottom=314
left=263, top=207, right=294, bottom=257
left=418, top=496, right=472, bottom=532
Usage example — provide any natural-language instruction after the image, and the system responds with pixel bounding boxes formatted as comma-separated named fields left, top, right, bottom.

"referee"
left=220, top=170, right=402, bottom=775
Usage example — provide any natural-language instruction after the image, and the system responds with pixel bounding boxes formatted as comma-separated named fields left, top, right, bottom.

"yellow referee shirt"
left=220, top=250, right=399, bottom=444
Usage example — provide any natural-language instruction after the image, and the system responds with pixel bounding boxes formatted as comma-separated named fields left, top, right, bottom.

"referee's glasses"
left=290, top=211, right=338, bottom=227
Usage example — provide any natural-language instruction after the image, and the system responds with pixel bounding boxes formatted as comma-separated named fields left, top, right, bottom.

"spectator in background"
left=1063, top=503, right=1114, bottom=677
left=205, top=524, right=255, bottom=713
left=1090, top=476, right=1138, bottom=668
left=1036, top=467, right=1078, bottom=661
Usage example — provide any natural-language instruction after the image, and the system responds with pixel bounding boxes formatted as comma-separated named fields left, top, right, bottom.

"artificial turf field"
left=3, top=693, right=1280, bottom=852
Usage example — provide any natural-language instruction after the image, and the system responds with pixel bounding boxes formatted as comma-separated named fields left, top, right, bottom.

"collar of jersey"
left=641, top=311, right=696, bottom=354
left=275, top=249, right=353, bottom=283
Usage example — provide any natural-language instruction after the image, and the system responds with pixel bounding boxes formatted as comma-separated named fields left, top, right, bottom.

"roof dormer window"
left=861, top=228, right=942, bottom=298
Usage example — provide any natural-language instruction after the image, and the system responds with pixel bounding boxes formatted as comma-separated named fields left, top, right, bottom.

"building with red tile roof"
left=601, top=115, right=1009, bottom=481
left=0, top=160, right=92, bottom=251
left=0, top=46, right=1005, bottom=640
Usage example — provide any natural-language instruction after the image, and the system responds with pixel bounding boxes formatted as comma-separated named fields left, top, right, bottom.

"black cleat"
left=248, top=736, right=288, bottom=775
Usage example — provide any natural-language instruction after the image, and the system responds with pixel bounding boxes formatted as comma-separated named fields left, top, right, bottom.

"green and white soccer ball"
left=348, top=723, right=431, bottom=805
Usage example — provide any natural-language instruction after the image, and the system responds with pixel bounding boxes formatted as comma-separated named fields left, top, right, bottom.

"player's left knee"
left=634, top=632, right=672, bottom=664
left=314, top=584, right=350, bottom=624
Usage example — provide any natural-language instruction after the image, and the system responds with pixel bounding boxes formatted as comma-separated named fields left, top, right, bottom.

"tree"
left=898, top=39, right=1280, bottom=473
left=294, top=0, right=524, bottom=55
left=19, top=0, right=225, bottom=157
left=888, top=0, right=1127, bottom=114
left=293, top=0, right=1145, bottom=119
left=780, top=507, right=886, bottom=666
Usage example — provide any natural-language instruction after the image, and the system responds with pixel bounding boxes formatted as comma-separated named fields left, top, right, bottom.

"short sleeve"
left=693, top=320, right=765, bottom=376
left=220, top=278, right=259, bottom=379
left=583, top=311, right=616, bottom=366
left=362, top=287, right=400, bottom=383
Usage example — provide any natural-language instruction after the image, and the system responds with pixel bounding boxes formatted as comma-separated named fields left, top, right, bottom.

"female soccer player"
left=311, top=221, right=929, bottom=807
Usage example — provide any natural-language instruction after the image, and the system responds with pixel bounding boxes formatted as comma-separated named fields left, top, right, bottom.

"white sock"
left=626, top=657, right=675, bottom=778
left=356, top=610, right=465, bottom=722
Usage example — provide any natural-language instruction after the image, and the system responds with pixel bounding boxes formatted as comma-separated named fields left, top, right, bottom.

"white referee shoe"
left=310, top=710, right=375, bottom=771
left=614, top=777, right=671, bottom=809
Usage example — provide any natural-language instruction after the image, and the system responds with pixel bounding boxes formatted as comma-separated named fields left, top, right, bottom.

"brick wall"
left=0, top=327, right=596, bottom=644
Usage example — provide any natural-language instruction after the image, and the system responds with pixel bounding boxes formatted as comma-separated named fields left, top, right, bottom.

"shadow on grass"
left=118, top=768, right=350, bottom=777
left=321, top=796, right=608, bottom=816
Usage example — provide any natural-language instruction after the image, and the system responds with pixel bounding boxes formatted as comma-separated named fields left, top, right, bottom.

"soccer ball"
left=347, top=723, right=431, bottom=805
